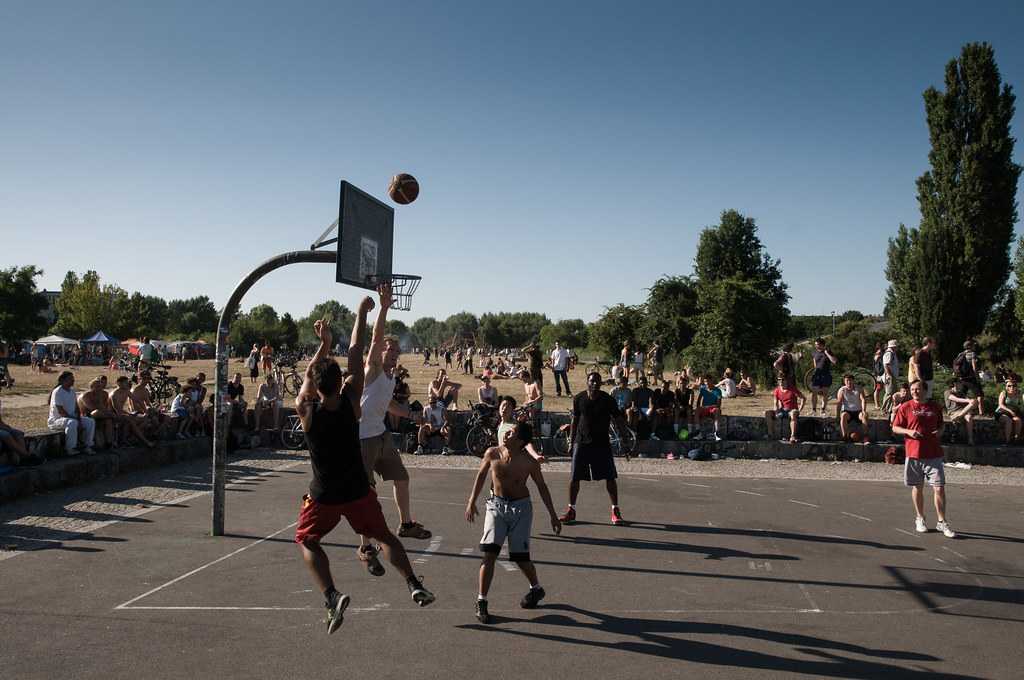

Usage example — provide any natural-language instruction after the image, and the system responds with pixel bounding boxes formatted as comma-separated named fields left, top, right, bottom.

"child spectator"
left=169, top=384, right=193, bottom=440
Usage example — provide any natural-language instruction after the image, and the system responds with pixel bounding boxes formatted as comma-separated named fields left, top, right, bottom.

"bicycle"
left=553, top=417, right=636, bottom=460
left=274, top=359, right=303, bottom=396
left=146, top=366, right=180, bottom=406
left=463, top=401, right=500, bottom=457
left=280, top=414, right=307, bottom=450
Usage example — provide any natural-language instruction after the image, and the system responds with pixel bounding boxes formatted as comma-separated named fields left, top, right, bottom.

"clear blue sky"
left=3, top=1, right=1023, bottom=329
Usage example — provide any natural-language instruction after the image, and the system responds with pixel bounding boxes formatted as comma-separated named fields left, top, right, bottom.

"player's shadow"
left=953, top=530, right=1024, bottom=545
left=458, top=603, right=982, bottom=679
left=538, top=534, right=798, bottom=562
left=622, top=521, right=924, bottom=552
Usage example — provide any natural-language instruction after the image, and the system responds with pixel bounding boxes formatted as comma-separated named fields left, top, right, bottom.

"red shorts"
left=698, top=406, right=719, bottom=418
left=294, top=489, right=390, bottom=545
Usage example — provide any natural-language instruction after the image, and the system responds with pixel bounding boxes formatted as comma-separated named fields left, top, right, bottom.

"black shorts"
left=811, top=369, right=832, bottom=389
left=571, top=442, right=617, bottom=482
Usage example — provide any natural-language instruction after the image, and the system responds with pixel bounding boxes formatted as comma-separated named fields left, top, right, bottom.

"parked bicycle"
left=552, top=415, right=635, bottom=459
left=280, top=414, right=307, bottom=450
left=464, top=401, right=500, bottom=457
left=274, top=356, right=303, bottom=396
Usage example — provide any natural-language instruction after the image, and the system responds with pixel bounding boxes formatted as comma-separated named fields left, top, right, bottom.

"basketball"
left=850, top=431, right=861, bottom=442
left=388, top=173, right=419, bottom=204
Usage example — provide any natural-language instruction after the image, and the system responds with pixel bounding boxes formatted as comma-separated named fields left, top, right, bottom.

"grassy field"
left=0, top=353, right=920, bottom=434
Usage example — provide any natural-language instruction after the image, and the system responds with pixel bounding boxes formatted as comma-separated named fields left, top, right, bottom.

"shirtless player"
left=466, top=421, right=561, bottom=624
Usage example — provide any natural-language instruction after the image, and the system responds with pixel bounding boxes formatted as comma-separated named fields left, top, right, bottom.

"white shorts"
left=479, top=495, right=533, bottom=561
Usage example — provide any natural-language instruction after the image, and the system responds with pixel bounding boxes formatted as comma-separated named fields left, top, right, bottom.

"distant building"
left=40, top=289, right=60, bottom=326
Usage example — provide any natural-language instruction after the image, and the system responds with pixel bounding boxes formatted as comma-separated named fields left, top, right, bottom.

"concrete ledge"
left=1, top=437, right=211, bottom=504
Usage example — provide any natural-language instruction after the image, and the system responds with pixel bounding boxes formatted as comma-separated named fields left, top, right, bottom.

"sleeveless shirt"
left=360, top=370, right=395, bottom=439
left=305, top=398, right=369, bottom=504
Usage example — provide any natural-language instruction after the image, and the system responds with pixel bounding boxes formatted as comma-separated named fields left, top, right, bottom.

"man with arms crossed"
left=358, top=285, right=432, bottom=577
left=294, top=303, right=435, bottom=636
left=891, top=380, right=956, bottom=538
left=559, top=371, right=628, bottom=526
left=466, top=421, right=561, bottom=624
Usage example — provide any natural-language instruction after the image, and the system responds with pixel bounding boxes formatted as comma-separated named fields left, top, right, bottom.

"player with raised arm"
left=356, top=284, right=432, bottom=577
left=293, top=301, right=434, bottom=635
left=466, top=421, right=561, bottom=624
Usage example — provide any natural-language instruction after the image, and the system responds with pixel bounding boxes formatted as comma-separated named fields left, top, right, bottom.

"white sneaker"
left=415, top=445, right=425, bottom=455
left=915, top=516, right=928, bottom=533
left=440, top=447, right=452, bottom=456
left=936, top=521, right=956, bottom=538
left=713, top=434, right=722, bottom=442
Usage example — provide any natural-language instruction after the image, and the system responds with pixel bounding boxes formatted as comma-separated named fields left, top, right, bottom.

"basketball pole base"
left=212, top=249, right=336, bottom=537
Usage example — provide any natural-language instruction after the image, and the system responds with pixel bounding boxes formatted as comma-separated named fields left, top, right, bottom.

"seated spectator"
left=78, top=377, right=117, bottom=449
left=716, top=368, right=739, bottom=399
left=389, top=369, right=412, bottom=432
left=227, top=372, right=248, bottom=428
left=610, top=363, right=625, bottom=384
left=0, top=399, right=40, bottom=466
left=630, top=376, right=654, bottom=435
left=477, top=375, right=498, bottom=408
left=130, top=371, right=166, bottom=437
left=945, top=382, right=981, bottom=445
left=674, top=373, right=693, bottom=432
left=110, top=376, right=155, bottom=447
left=192, top=373, right=209, bottom=432
left=651, top=380, right=676, bottom=439
left=610, top=376, right=633, bottom=424
left=996, top=379, right=1023, bottom=445
left=736, top=371, right=756, bottom=396
left=430, top=369, right=462, bottom=409
left=765, top=377, right=805, bottom=444
left=417, top=395, right=451, bottom=455
left=889, top=382, right=912, bottom=423
left=254, top=374, right=283, bottom=431
left=169, top=384, right=194, bottom=440
left=47, top=371, right=96, bottom=455
left=835, top=374, right=870, bottom=443
left=694, top=375, right=723, bottom=441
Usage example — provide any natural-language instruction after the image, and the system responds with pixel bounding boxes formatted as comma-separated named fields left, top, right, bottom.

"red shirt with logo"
left=891, top=399, right=943, bottom=459
left=773, top=386, right=802, bottom=411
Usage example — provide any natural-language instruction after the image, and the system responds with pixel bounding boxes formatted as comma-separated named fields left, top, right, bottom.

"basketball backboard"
left=334, top=181, right=394, bottom=289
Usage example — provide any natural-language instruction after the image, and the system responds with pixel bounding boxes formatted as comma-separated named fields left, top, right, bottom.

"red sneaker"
left=558, top=506, right=576, bottom=524
left=611, top=507, right=625, bottom=526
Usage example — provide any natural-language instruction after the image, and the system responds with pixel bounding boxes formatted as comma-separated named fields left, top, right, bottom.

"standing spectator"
left=389, top=368, right=412, bottom=432
left=245, top=343, right=260, bottom=384
left=882, top=339, right=901, bottom=407
left=619, top=342, right=631, bottom=384
left=30, top=342, right=39, bottom=372
left=138, top=336, right=158, bottom=371
left=254, top=374, right=283, bottom=431
left=444, top=347, right=453, bottom=369
left=693, top=375, right=722, bottom=441
left=909, top=337, right=937, bottom=399
left=944, top=382, right=981, bottom=445
left=520, top=369, right=544, bottom=417
left=996, top=379, right=1023, bottom=445
left=260, top=339, right=274, bottom=376
left=835, top=374, right=870, bottom=443
left=463, top=347, right=474, bottom=375
left=809, top=338, right=837, bottom=414
left=550, top=342, right=571, bottom=398
left=648, top=342, right=665, bottom=382
left=47, top=371, right=96, bottom=455
left=632, top=347, right=646, bottom=383
left=422, top=347, right=431, bottom=366
left=891, top=381, right=956, bottom=537
left=774, top=343, right=797, bottom=388
left=522, top=342, right=544, bottom=395
left=765, top=376, right=805, bottom=444
left=871, top=343, right=885, bottom=409
left=952, top=340, right=984, bottom=409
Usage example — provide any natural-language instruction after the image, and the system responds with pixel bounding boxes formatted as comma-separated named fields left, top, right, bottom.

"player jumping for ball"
left=294, top=303, right=435, bottom=635
left=466, top=421, right=561, bottom=624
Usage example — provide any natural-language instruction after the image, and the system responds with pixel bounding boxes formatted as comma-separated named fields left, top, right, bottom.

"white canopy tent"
left=34, top=335, right=80, bottom=347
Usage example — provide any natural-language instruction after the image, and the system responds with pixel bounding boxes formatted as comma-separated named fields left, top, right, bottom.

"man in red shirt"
left=764, top=377, right=805, bottom=443
left=891, top=380, right=956, bottom=538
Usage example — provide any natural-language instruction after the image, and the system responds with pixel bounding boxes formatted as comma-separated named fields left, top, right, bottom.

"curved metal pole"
left=212, top=249, right=336, bottom=536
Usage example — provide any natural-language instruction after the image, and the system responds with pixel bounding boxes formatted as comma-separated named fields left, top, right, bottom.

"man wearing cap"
left=883, top=339, right=901, bottom=406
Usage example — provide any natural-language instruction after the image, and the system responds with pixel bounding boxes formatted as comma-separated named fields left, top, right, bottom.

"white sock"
left=612, top=505, right=619, bottom=510
left=568, top=504, right=575, bottom=509
left=531, top=584, right=542, bottom=591
left=478, top=594, right=486, bottom=601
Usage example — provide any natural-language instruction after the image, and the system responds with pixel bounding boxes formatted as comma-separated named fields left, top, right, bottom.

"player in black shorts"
left=558, top=371, right=629, bottom=526
left=294, top=300, right=434, bottom=635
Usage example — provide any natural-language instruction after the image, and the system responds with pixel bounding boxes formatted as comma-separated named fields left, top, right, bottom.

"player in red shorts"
left=294, top=299, right=435, bottom=635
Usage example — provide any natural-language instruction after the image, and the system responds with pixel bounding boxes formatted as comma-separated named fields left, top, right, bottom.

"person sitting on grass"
left=694, top=375, right=723, bottom=441
left=477, top=375, right=498, bottom=408
left=944, top=381, right=981, bottom=445
left=78, top=377, right=117, bottom=449
left=996, top=379, right=1023, bottom=445
left=416, top=395, right=452, bottom=455
left=429, top=369, right=462, bottom=409
left=765, top=376, right=805, bottom=444
left=0, top=399, right=41, bottom=466
left=254, top=373, right=283, bottom=432
left=169, top=384, right=193, bottom=440
left=716, top=368, right=739, bottom=399
left=835, top=374, right=870, bottom=444
left=736, top=370, right=756, bottom=396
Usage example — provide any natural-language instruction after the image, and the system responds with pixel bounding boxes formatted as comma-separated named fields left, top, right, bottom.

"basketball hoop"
left=366, top=273, right=421, bottom=311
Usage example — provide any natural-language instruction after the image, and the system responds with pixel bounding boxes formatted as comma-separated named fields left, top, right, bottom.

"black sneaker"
left=408, top=577, right=436, bottom=607
left=358, top=544, right=386, bottom=577
left=520, top=586, right=546, bottom=609
left=325, top=591, right=350, bottom=635
left=475, top=599, right=492, bottom=624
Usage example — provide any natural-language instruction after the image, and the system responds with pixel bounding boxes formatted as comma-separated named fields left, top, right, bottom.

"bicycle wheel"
left=465, top=424, right=495, bottom=457
left=610, top=424, right=636, bottom=459
left=280, top=417, right=305, bottom=450
left=553, top=427, right=572, bottom=456
left=851, top=369, right=877, bottom=400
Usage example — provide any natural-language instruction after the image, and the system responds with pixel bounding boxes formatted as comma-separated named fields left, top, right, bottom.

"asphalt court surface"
left=2, top=461, right=1023, bottom=679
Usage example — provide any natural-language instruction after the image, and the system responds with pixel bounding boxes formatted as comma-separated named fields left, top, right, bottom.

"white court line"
left=115, top=522, right=298, bottom=610
left=942, top=546, right=967, bottom=559
left=1, top=459, right=306, bottom=564
left=116, top=606, right=823, bottom=614
left=413, top=536, right=443, bottom=565
left=681, top=482, right=711, bottom=488
left=894, top=528, right=920, bottom=538
left=841, top=512, right=873, bottom=522
left=460, top=548, right=474, bottom=555
left=734, top=490, right=764, bottom=497
left=788, top=500, right=820, bottom=508
left=629, top=477, right=660, bottom=482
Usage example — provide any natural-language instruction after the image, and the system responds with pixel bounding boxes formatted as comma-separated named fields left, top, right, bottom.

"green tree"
left=411, top=317, right=446, bottom=347
left=166, top=296, right=219, bottom=339
left=889, top=43, right=1021, bottom=363
left=884, top=224, right=923, bottom=342
left=539, top=319, right=589, bottom=350
left=280, top=313, right=299, bottom=349
left=694, top=210, right=788, bottom=309
left=637, top=275, right=698, bottom=353
left=477, top=312, right=549, bottom=348
left=52, top=270, right=130, bottom=339
left=443, top=311, right=479, bottom=343
left=298, top=301, right=354, bottom=347
left=587, top=304, right=644, bottom=359
left=0, top=265, right=49, bottom=342
left=122, top=293, right=168, bottom=340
